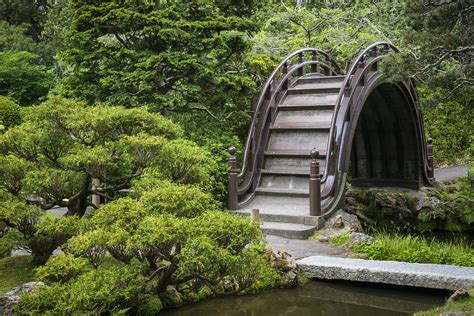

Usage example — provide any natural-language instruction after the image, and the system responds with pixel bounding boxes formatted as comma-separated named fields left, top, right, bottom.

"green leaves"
left=0, top=51, right=53, bottom=106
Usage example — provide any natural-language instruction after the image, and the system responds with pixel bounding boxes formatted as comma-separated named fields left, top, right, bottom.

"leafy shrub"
left=0, top=229, right=24, bottom=259
left=0, top=96, right=22, bottom=131
left=139, top=180, right=218, bottom=218
left=35, top=254, right=91, bottom=283
left=30, top=216, right=82, bottom=265
left=0, top=51, right=54, bottom=106
left=18, top=181, right=280, bottom=313
left=17, top=260, right=152, bottom=314
left=156, top=139, right=218, bottom=190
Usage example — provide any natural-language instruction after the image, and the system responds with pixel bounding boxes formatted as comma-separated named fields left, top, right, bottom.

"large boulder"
left=0, top=282, right=45, bottom=315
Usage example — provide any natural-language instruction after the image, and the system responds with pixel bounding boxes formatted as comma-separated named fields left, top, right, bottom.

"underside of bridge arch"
left=349, top=82, right=421, bottom=189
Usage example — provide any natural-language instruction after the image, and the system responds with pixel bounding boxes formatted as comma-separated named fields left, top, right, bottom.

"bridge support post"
left=309, top=148, right=321, bottom=216
left=228, top=145, right=238, bottom=210
left=427, top=138, right=434, bottom=178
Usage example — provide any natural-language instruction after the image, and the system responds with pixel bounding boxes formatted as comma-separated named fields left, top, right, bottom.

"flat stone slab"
left=297, top=255, right=474, bottom=290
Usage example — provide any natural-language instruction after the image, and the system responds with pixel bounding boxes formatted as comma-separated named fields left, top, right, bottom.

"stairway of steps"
left=235, top=74, right=345, bottom=239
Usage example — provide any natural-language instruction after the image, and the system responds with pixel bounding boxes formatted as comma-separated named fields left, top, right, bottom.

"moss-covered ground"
left=0, top=256, right=35, bottom=295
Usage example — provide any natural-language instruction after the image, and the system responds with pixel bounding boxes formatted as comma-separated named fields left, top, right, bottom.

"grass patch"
left=0, top=256, right=35, bottom=295
left=330, top=233, right=350, bottom=247
left=415, top=288, right=474, bottom=315
left=354, top=232, right=474, bottom=267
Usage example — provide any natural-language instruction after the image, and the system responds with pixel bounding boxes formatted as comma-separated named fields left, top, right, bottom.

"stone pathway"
left=298, top=255, right=474, bottom=291
left=266, top=235, right=345, bottom=259
left=435, top=165, right=469, bottom=183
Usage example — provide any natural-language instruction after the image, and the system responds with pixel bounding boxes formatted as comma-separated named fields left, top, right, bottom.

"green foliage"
left=330, top=233, right=350, bottom=247
left=35, top=254, right=91, bottom=284
left=0, top=229, right=24, bottom=259
left=30, top=216, right=81, bottom=265
left=156, top=139, right=218, bottom=188
left=0, top=155, right=33, bottom=195
left=0, top=96, right=185, bottom=217
left=354, top=232, right=474, bottom=267
left=55, top=1, right=260, bottom=126
left=253, top=2, right=407, bottom=65
left=0, top=96, right=22, bottom=131
left=0, top=194, right=41, bottom=239
left=17, top=260, right=151, bottom=315
left=18, top=176, right=280, bottom=313
left=418, top=87, right=473, bottom=165
left=430, top=178, right=474, bottom=229
left=139, top=180, right=218, bottom=218
left=0, top=51, right=53, bottom=106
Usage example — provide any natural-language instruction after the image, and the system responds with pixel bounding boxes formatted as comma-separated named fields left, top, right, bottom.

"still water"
left=161, top=281, right=448, bottom=316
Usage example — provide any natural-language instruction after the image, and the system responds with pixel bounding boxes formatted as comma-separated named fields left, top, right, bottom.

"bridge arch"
left=344, top=81, right=426, bottom=189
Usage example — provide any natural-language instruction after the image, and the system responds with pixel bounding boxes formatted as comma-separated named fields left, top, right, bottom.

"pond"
left=161, top=280, right=448, bottom=316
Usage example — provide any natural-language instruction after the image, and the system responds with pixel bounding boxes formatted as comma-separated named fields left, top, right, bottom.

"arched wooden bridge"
left=227, top=42, right=435, bottom=238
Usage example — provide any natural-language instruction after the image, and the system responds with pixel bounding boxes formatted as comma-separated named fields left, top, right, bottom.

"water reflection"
left=161, top=280, right=447, bottom=316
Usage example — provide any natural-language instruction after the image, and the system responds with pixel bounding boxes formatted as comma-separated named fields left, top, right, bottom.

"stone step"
left=255, top=187, right=309, bottom=197
left=282, top=93, right=338, bottom=107
left=292, top=81, right=344, bottom=90
left=275, top=109, right=334, bottom=125
left=264, top=149, right=327, bottom=158
left=237, top=194, right=310, bottom=217
left=260, top=221, right=317, bottom=239
left=267, top=130, right=329, bottom=151
left=263, top=156, right=325, bottom=171
left=260, top=174, right=309, bottom=191
left=270, top=122, right=331, bottom=131
left=261, top=168, right=310, bottom=176
left=288, top=82, right=342, bottom=95
left=278, top=103, right=335, bottom=111
left=233, top=210, right=305, bottom=224
left=297, top=75, right=345, bottom=84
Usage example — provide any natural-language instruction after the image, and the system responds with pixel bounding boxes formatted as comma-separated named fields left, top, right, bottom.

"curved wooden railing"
left=320, top=41, right=399, bottom=199
left=235, top=48, right=343, bottom=199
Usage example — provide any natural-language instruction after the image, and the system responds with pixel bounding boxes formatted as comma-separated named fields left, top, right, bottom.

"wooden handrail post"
left=311, top=50, right=319, bottom=73
left=228, top=145, right=238, bottom=210
left=309, top=148, right=321, bottom=216
left=370, top=46, right=378, bottom=71
left=282, top=61, right=289, bottom=90
left=297, top=52, right=305, bottom=76
left=358, top=55, right=365, bottom=86
left=427, top=138, right=434, bottom=178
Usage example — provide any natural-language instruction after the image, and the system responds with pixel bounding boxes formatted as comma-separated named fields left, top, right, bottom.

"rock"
left=319, top=236, right=329, bottom=243
left=264, top=248, right=300, bottom=287
left=326, top=210, right=363, bottom=232
left=348, top=232, right=375, bottom=246
left=163, top=285, right=183, bottom=305
left=416, top=195, right=441, bottom=211
left=0, top=282, right=45, bottom=315
left=441, top=312, right=465, bottom=316
left=448, top=288, right=470, bottom=302
left=331, top=215, right=344, bottom=229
